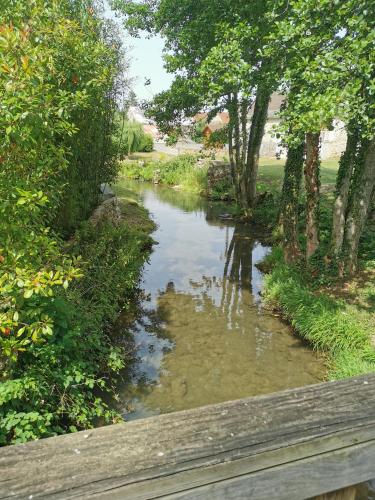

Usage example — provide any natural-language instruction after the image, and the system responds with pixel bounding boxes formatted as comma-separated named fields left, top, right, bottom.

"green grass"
left=121, top=154, right=340, bottom=201
left=128, top=151, right=172, bottom=162
left=257, top=157, right=339, bottom=191
left=120, top=154, right=208, bottom=195
left=262, top=248, right=375, bottom=380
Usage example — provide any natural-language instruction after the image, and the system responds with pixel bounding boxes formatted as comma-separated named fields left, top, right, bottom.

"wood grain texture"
left=313, top=486, right=357, bottom=500
left=1, top=374, right=375, bottom=499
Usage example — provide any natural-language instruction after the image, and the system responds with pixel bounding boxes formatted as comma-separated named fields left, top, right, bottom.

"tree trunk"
left=330, top=129, right=359, bottom=257
left=227, top=93, right=241, bottom=202
left=227, top=95, right=237, bottom=196
left=343, top=137, right=375, bottom=275
left=305, top=132, right=321, bottom=260
left=241, top=87, right=272, bottom=213
left=233, top=92, right=241, bottom=169
left=281, top=141, right=305, bottom=263
left=240, top=98, right=249, bottom=166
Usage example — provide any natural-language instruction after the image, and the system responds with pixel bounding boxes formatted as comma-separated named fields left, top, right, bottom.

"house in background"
left=201, top=112, right=230, bottom=139
left=192, top=94, right=347, bottom=159
left=258, top=94, right=347, bottom=159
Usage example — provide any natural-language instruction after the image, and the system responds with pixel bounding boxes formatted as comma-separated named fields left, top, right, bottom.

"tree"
left=112, top=0, right=282, bottom=212
left=270, top=0, right=374, bottom=271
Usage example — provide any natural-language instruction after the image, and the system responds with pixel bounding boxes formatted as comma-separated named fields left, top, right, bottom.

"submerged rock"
left=218, top=213, right=233, bottom=220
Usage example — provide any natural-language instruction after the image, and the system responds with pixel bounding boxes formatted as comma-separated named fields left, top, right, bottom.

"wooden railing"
left=1, top=374, right=375, bottom=499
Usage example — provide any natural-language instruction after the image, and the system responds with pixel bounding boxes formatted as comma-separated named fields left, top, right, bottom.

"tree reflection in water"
left=114, top=180, right=324, bottom=421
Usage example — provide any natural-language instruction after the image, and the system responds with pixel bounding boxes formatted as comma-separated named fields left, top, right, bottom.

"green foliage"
left=0, top=0, right=120, bottom=363
left=139, top=133, right=154, bottom=152
left=114, top=117, right=154, bottom=157
left=0, top=0, right=145, bottom=445
left=208, top=179, right=234, bottom=201
left=121, top=154, right=208, bottom=194
left=192, top=118, right=207, bottom=143
left=0, top=208, right=152, bottom=445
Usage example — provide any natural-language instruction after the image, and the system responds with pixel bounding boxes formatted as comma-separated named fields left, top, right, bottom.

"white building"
left=258, top=94, right=347, bottom=159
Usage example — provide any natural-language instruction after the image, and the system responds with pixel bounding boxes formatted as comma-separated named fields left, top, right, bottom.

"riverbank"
left=120, top=153, right=340, bottom=207
left=0, top=196, right=155, bottom=445
left=261, top=246, right=375, bottom=381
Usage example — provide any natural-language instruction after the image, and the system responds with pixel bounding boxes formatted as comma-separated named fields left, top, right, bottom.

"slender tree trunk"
left=281, top=141, right=305, bottom=263
left=227, top=93, right=240, bottom=202
left=343, top=137, right=375, bottom=275
left=227, top=95, right=237, bottom=196
left=330, top=129, right=359, bottom=256
left=241, top=87, right=272, bottom=212
left=305, top=132, right=321, bottom=260
left=233, top=92, right=241, bottom=169
left=240, top=98, right=249, bottom=166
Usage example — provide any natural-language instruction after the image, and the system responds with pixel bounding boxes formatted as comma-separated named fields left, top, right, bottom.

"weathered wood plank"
left=1, top=374, right=375, bottom=499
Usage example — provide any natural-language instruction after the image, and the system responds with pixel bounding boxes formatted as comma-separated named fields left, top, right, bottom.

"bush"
left=0, top=0, right=133, bottom=445
left=114, top=118, right=154, bottom=156
left=0, top=213, right=152, bottom=444
left=139, top=133, right=154, bottom=152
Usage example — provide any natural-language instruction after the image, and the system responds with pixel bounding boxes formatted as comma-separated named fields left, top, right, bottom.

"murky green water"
left=113, top=180, right=326, bottom=420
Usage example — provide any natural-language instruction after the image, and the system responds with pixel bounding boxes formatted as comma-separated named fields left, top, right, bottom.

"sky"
left=103, top=2, right=173, bottom=102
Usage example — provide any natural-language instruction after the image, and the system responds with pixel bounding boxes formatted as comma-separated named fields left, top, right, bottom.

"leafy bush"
left=0, top=0, right=138, bottom=445
left=139, top=133, right=154, bottom=152
left=0, top=213, right=152, bottom=444
left=114, top=117, right=154, bottom=156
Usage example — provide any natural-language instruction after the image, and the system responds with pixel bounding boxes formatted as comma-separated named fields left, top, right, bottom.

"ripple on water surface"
left=114, top=180, right=325, bottom=421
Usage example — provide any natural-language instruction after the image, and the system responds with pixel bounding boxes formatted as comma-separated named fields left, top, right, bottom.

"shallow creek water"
left=114, top=180, right=326, bottom=420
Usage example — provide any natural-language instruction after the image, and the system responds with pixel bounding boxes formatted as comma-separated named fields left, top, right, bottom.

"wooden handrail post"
left=313, top=485, right=357, bottom=500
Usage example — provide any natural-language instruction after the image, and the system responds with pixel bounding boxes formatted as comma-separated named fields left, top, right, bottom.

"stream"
left=114, top=179, right=325, bottom=418
left=112, top=180, right=374, bottom=499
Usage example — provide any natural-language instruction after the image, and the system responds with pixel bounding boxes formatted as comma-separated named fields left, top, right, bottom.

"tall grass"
left=120, top=154, right=208, bottom=194
left=263, top=249, right=375, bottom=380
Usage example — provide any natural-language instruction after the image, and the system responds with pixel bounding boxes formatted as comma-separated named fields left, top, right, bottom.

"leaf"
left=23, top=289, right=33, bottom=299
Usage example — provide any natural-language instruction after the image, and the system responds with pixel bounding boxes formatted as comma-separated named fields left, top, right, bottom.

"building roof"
left=143, top=124, right=160, bottom=139
left=197, top=112, right=230, bottom=134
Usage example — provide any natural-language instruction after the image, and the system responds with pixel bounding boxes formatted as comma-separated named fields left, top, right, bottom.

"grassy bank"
left=261, top=245, right=375, bottom=380
left=120, top=154, right=209, bottom=195
left=120, top=153, right=339, bottom=199
left=0, top=198, right=154, bottom=445
left=253, top=154, right=375, bottom=381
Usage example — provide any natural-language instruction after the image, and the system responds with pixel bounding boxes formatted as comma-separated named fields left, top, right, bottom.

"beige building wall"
left=260, top=119, right=347, bottom=160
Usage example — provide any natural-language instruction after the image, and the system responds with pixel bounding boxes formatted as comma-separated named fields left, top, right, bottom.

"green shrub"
left=114, top=118, right=154, bottom=156
left=139, top=133, right=154, bottom=152
left=0, top=0, right=136, bottom=445
left=0, top=211, right=153, bottom=445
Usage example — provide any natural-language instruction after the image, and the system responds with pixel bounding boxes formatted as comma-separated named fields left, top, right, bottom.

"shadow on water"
left=113, top=180, right=326, bottom=421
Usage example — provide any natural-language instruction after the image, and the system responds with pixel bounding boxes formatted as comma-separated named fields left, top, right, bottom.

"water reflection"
left=114, top=180, right=324, bottom=420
